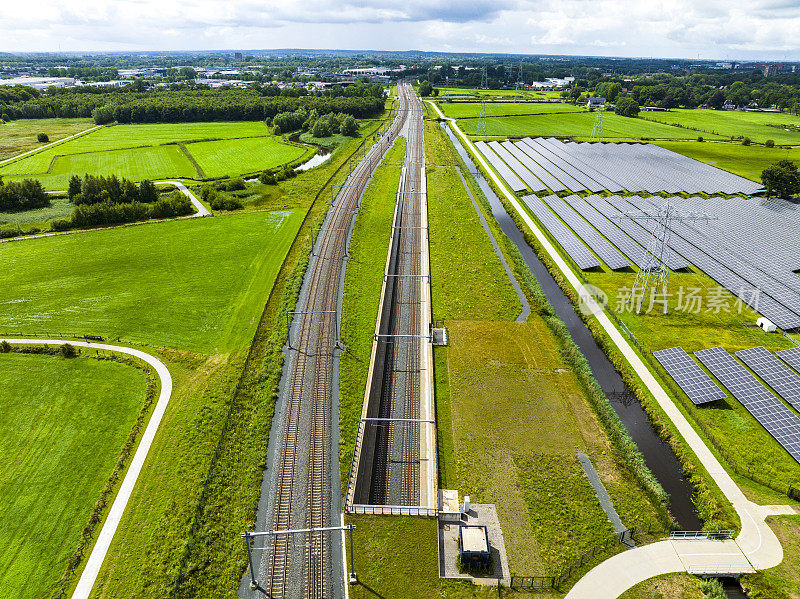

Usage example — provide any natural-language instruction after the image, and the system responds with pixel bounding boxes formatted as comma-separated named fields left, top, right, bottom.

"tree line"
left=0, top=87, right=385, bottom=124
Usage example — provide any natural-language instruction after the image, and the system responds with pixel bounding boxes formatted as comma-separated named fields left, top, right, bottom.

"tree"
left=418, top=80, right=433, bottom=97
left=339, top=115, right=358, bottom=136
left=707, top=90, right=726, bottom=110
left=614, top=96, right=640, bottom=117
left=742, top=137, right=751, bottom=146
left=765, top=139, right=775, bottom=148
left=37, top=132, right=49, bottom=142
left=59, top=343, right=77, bottom=358
left=68, top=175, right=82, bottom=199
left=762, top=160, right=800, bottom=198
left=311, top=118, right=332, bottom=138
left=138, top=179, right=158, bottom=203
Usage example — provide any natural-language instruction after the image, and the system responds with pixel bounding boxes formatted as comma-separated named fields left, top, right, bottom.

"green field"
left=0, top=352, right=148, bottom=597
left=459, top=112, right=724, bottom=139
left=186, top=136, right=307, bottom=178
left=655, top=141, right=800, bottom=181
left=437, top=101, right=583, bottom=119
left=0, top=210, right=303, bottom=353
left=438, top=87, right=564, bottom=101
left=0, top=118, right=96, bottom=161
left=0, top=121, right=307, bottom=189
left=640, top=108, right=800, bottom=145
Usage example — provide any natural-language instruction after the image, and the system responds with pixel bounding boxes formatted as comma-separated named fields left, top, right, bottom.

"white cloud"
left=1, top=0, right=799, bottom=59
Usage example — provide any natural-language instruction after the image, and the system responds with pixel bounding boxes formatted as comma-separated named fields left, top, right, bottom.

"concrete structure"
left=439, top=489, right=461, bottom=523
left=459, top=525, right=490, bottom=565
left=757, top=317, right=777, bottom=332
left=439, top=503, right=510, bottom=585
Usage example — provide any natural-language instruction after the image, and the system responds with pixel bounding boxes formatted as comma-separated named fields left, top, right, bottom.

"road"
left=427, top=100, right=798, bottom=597
left=0, top=338, right=173, bottom=599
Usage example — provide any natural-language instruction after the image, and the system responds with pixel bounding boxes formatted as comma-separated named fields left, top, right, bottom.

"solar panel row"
left=541, top=195, right=630, bottom=270
left=695, top=347, right=800, bottom=464
left=521, top=194, right=600, bottom=270
left=778, top=347, right=800, bottom=376
left=653, top=346, right=726, bottom=405
left=736, top=346, right=800, bottom=411
left=474, top=141, right=526, bottom=192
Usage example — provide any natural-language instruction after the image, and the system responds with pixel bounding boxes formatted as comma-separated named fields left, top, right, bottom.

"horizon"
left=3, top=0, right=800, bottom=61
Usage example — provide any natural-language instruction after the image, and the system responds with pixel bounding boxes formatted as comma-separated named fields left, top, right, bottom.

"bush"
left=209, top=195, right=243, bottom=211
left=50, top=218, right=73, bottom=232
left=697, top=136, right=704, bottom=142
left=742, top=137, right=751, bottom=146
left=339, top=115, right=358, bottom=137
left=311, top=118, right=333, bottom=138
left=37, top=132, right=49, bottom=142
left=0, top=340, right=11, bottom=353
left=766, top=139, right=775, bottom=148
left=0, top=178, right=50, bottom=212
left=700, top=578, right=726, bottom=599
left=614, top=96, right=640, bottom=117
left=259, top=171, right=277, bottom=185
left=0, top=226, right=22, bottom=239
left=59, top=343, right=78, bottom=358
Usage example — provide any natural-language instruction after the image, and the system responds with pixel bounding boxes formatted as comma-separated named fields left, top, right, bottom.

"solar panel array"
left=541, top=195, right=630, bottom=270
left=777, top=347, right=800, bottom=376
left=695, top=347, right=800, bottom=464
left=653, top=346, right=726, bottom=405
left=474, top=141, right=526, bottom=192
left=521, top=194, right=600, bottom=270
left=736, top=346, right=800, bottom=411
left=482, top=137, right=761, bottom=195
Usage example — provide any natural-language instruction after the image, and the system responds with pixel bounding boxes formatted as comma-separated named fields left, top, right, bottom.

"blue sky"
left=3, top=0, right=800, bottom=60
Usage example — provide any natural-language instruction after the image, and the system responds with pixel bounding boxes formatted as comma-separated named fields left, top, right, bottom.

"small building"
left=586, top=97, right=606, bottom=110
left=459, top=525, right=490, bottom=567
left=439, top=489, right=460, bottom=523
left=757, top=317, right=777, bottom=332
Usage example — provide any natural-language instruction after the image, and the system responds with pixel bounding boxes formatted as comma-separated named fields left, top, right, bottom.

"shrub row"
left=0, top=178, right=49, bottom=212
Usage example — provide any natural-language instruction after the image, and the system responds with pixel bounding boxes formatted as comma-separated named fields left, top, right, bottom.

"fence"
left=347, top=504, right=438, bottom=517
left=670, top=530, right=734, bottom=539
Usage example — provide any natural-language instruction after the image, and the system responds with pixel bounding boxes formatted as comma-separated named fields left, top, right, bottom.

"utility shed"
left=459, top=525, right=490, bottom=566
left=439, top=489, right=461, bottom=523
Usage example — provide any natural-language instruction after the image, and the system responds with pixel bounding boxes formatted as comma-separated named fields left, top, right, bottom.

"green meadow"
left=0, top=210, right=303, bottom=353
left=0, top=353, right=148, bottom=597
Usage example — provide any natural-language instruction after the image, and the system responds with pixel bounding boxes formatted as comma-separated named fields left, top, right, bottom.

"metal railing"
left=687, top=563, right=756, bottom=575
left=347, top=504, right=437, bottom=517
left=670, top=530, right=734, bottom=540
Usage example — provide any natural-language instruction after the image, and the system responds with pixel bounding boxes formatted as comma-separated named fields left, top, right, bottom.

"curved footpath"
left=155, top=180, right=211, bottom=217
left=1, top=338, right=173, bottom=599
left=426, top=101, right=798, bottom=597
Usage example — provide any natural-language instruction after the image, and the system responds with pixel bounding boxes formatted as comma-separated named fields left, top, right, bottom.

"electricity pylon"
left=618, top=201, right=714, bottom=314
left=476, top=67, right=488, bottom=137
left=590, top=105, right=604, bottom=140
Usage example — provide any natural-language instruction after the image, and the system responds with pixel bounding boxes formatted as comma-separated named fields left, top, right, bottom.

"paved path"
left=1, top=338, right=173, bottom=599
left=454, top=167, right=530, bottom=322
left=155, top=180, right=211, bottom=217
left=0, top=125, right=104, bottom=168
left=427, top=101, right=797, bottom=597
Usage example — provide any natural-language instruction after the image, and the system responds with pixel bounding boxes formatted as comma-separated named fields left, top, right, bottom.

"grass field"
left=0, top=210, right=303, bottom=353
left=437, top=101, right=583, bottom=119
left=0, top=118, right=96, bottom=161
left=425, top=121, right=521, bottom=321
left=640, top=108, right=800, bottom=145
left=0, top=121, right=305, bottom=189
left=618, top=574, right=704, bottom=598
left=186, top=136, right=308, bottom=178
left=742, top=515, right=800, bottom=598
left=0, top=352, right=148, bottom=597
left=458, top=112, right=724, bottom=140
left=438, top=87, right=564, bottom=101
left=654, top=140, right=800, bottom=181
left=339, top=138, right=404, bottom=488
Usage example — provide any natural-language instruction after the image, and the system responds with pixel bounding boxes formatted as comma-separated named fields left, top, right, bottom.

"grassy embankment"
left=0, top=117, right=95, bottom=160
left=437, top=101, right=584, bottom=119
left=436, top=87, right=564, bottom=101
left=741, top=515, right=800, bottom=599
left=0, top=352, right=149, bottom=597
left=618, top=574, right=705, bottom=598
left=0, top=121, right=310, bottom=190
left=640, top=108, right=800, bottom=145
left=0, top=113, right=389, bottom=596
left=345, top=117, right=670, bottom=599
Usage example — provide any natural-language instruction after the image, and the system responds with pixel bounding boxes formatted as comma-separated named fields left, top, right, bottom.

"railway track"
left=259, top=86, right=411, bottom=599
left=367, top=82, right=427, bottom=507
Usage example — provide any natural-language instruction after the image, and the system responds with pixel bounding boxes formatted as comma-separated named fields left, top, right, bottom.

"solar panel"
left=653, top=347, right=726, bottom=405
left=736, top=346, right=800, bottom=411
left=541, top=195, right=630, bottom=270
left=474, top=141, right=526, bottom=192
left=695, top=347, right=800, bottom=464
left=777, top=347, right=800, bottom=376
left=521, top=194, right=600, bottom=270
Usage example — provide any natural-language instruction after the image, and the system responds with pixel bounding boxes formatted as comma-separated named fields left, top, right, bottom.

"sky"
left=3, top=0, right=800, bottom=60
